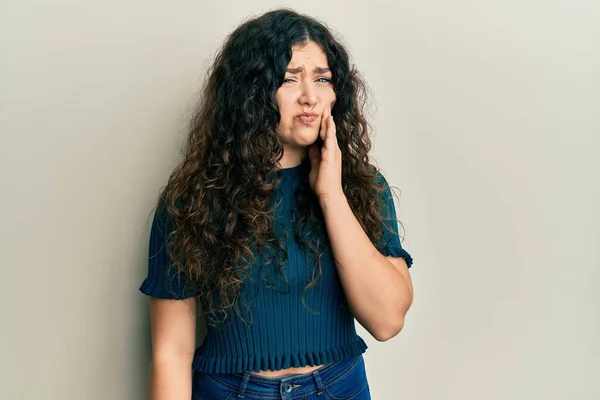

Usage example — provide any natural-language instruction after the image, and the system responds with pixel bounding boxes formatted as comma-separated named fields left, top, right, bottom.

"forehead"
left=288, top=41, right=329, bottom=67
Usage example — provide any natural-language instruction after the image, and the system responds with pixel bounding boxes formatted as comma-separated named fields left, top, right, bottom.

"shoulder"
left=369, top=168, right=393, bottom=200
left=365, top=164, right=390, bottom=187
left=152, top=194, right=182, bottom=230
left=373, top=169, right=388, bottom=186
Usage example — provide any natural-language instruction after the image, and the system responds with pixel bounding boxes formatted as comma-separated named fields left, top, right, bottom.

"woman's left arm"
left=308, top=107, right=413, bottom=342
left=319, top=194, right=414, bottom=342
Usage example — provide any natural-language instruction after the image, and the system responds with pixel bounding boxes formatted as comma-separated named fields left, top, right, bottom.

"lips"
left=296, top=115, right=317, bottom=124
left=295, top=113, right=319, bottom=125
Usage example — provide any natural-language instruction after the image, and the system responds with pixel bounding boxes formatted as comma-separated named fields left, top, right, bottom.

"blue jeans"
left=192, top=355, right=371, bottom=399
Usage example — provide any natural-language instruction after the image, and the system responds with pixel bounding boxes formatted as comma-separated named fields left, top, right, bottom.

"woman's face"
left=275, top=41, right=336, bottom=167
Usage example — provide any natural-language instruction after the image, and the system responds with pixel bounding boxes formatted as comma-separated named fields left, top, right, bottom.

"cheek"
left=275, top=104, right=290, bottom=134
left=276, top=94, right=291, bottom=119
left=323, top=88, right=336, bottom=107
left=279, top=104, right=292, bottom=120
left=277, top=109, right=291, bottom=133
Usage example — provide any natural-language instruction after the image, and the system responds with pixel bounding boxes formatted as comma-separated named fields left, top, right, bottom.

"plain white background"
left=1, top=1, right=598, bottom=399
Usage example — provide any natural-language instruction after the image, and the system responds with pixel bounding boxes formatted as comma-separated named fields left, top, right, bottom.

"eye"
left=282, top=77, right=332, bottom=84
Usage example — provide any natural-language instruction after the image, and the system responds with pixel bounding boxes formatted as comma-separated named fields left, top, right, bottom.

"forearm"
left=320, top=194, right=412, bottom=341
left=148, top=356, right=193, bottom=400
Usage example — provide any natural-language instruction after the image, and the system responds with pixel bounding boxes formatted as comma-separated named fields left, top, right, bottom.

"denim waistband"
left=199, top=355, right=364, bottom=399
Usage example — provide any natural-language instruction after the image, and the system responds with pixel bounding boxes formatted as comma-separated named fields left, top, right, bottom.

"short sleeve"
left=375, top=171, right=414, bottom=268
left=139, top=200, right=196, bottom=299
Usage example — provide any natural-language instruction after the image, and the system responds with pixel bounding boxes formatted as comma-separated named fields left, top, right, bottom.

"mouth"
left=295, top=113, right=319, bottom=125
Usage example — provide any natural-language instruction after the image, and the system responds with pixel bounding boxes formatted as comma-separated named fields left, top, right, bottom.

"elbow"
left=372, top=318, right=405, bottom=342
left=371, top=298, right=410, bottom=342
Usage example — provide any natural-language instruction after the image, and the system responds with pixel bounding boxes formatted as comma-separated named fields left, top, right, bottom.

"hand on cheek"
left=308, top=106, right=343, bottom=200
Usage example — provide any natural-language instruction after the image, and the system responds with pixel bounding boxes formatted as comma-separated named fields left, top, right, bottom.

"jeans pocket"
left=324, top=381, right=369, bottom=400
left=192, top=372, right=236, bottom=400
left=323, top=357, right=369, bottom=400
left=193, top=394, right=236, bottom=400
left=193, top=395, right=236, bottom=400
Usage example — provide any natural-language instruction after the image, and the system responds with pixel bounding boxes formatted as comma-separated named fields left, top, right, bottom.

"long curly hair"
left=157, top=8, right=401, bottom=325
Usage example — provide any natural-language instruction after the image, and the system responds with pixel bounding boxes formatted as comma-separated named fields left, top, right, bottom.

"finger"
left=308, top=144, right=321, bottom=168
left=319, top=112, right=328, bottom=141
left=327, top=116, right=337, bottom=146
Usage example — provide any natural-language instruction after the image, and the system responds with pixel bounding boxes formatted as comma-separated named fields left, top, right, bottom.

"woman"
left=139, top=8, right=414, bottom=400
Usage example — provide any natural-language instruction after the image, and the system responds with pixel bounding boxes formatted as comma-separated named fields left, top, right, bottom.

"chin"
left=292, top=130, right=319, bottom=146
left=278, top=126, right=319, bottom=147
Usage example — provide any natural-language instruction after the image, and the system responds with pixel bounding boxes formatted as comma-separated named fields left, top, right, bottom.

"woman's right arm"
left=148, top=296, right=197, bottom=400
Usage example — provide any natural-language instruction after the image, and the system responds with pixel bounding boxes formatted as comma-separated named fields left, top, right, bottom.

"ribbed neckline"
left=280, top=163, right=303, bottom=175
left=277, top=164, right=304, bottom=186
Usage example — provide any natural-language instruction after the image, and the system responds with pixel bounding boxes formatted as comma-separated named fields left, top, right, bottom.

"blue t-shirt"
left=139, top=165, right=413, bottom=373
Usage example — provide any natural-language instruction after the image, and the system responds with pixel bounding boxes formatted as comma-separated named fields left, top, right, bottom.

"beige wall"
left=1, top=1, right=598, bottom=399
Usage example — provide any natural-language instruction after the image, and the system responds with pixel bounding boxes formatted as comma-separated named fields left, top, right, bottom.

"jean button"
left=284, top=383, right=293, bottom=393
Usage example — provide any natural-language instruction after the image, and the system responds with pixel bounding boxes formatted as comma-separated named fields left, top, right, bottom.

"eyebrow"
left=285, top=66, right=331, bottom=74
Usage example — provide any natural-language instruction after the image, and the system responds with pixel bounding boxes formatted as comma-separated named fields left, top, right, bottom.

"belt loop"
left=236, top=372, right=251, bottom=398
left=312, top=370, right=325, bottom=396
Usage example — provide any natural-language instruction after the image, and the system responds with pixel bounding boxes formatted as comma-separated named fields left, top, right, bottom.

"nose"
left=298, top=80, right=317, bottom=108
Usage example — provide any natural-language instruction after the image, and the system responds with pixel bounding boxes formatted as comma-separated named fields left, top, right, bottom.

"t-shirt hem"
left=191, top=336, right=368, bottom=374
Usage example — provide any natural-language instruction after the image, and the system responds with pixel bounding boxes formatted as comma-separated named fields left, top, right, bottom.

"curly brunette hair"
left=156, top=8, right=403, bottom=325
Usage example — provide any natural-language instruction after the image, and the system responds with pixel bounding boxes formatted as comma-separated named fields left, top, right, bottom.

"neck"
left=278, top=146, right=307, bottom=169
